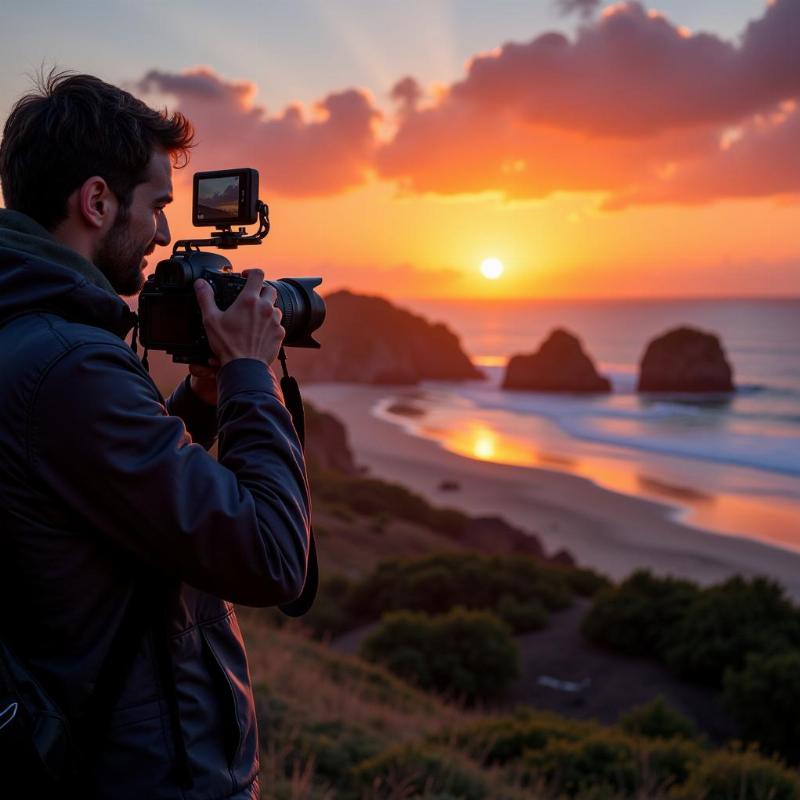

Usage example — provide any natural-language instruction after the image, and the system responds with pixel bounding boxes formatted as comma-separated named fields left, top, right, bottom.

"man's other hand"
left=188, top=358, right=220, bottom=406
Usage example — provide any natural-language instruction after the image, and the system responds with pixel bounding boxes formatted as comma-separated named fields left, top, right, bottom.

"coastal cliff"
left=285, top=290, right=484, bottom=384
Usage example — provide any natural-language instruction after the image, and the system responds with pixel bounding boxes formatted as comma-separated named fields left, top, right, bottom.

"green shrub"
left=664, top=576, right=800, bottom=686
left=496, top=595, right=548, bottom=633
left=521, top=730, right=703, bottom=798
left=671, top=745, right=800, bottom=800
left=619, top=696, right=697, bottom=740
left=522, top=731, right=639, bottom=797
left=581, top=569, right=697, bottom=657
left=300, top=573, right=356, bottom=637
left=311, top=470, right=469, bottom=537
left=559, top=566, right=613, bottom=597
left=359, top=608, right=520, bottom=703
left=724, top=650, right=800, bottom=763
left=290, top=719, right=383, bottom=787
left=641, top=736, right=703, bottom=790
left=439, top=710, right=588, bottom=766
left=347, top=553, right=572, bottom=631
left=353, top=743, right=491, bottom=800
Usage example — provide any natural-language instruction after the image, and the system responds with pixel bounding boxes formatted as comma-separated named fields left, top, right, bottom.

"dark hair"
left=0, top=70, right=194, bottom=230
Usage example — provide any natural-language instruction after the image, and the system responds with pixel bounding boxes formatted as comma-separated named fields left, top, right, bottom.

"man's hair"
left=0, top=70, right=194, bottom=230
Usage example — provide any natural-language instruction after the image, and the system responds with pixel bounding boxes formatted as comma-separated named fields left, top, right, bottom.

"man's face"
left=95, top=148, right=173, bottom=297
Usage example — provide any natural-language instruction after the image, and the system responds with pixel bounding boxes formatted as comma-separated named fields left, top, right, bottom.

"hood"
left=0, top=209, right=137, bottom=339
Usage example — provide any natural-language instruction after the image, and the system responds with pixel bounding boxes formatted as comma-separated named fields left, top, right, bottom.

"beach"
left=305, top=383, right=800, bottom=600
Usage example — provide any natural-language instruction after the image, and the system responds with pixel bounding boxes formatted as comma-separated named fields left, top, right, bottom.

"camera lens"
left=268, top=278, right=326, bottom=348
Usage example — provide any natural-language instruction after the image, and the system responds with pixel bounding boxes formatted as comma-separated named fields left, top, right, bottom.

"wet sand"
left=305, top=383, right=800, bottom=600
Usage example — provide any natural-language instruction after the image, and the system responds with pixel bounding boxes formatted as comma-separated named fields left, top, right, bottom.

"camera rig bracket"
left=171, top=200, right=270, bottom=257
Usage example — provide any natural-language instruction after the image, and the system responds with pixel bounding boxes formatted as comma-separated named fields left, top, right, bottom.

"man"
left=0, top=72, right=310, bottom=798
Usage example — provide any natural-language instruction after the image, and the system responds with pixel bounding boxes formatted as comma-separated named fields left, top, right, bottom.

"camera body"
left=137, top=168, right=325, bottom=365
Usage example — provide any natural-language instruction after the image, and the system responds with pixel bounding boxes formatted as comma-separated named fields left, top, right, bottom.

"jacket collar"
left=0, top=209, right=137, bottom=340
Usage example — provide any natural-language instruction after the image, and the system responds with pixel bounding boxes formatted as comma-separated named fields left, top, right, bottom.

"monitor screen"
left=196, top=176, right=240, bottom=221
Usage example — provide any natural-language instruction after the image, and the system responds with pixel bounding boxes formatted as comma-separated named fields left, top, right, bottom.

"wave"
left=413, top=380, right=800, bottom=479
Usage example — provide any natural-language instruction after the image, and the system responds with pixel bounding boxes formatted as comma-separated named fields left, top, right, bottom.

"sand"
left=304, top=383, right=800, bottom=600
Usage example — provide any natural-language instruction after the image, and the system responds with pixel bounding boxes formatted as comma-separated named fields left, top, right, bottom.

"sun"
left=480, top=257, right=504, bottom=280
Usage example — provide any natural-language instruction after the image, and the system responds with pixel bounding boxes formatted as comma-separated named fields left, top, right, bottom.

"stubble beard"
left=94, top=206, right=154, bottom=297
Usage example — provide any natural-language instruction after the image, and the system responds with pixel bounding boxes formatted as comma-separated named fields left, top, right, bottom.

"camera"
left=138, top=168, right=325, bottom=365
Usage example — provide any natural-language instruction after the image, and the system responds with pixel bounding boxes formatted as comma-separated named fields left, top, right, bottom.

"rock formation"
left=502, top=328, right=611, bottom=393
left=637, top=327, right=734, bottom=392
left=454, top=515, right=547, bottom=559
left=304, top=402, right=359, bottom=474
left=286, top=290, right=484, bottom=385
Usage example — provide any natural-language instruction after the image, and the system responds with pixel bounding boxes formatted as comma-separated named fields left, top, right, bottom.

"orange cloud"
left=138, top=67, right=381, bottom=197
left=137, top=0, right=800, bottom=208
left=378, top=0, right=800, bottom=206
left=606, top=103, right=800, bottom=208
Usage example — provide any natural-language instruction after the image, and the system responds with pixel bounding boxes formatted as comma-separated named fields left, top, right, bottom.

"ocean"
left=375, top=298, right=800, bottom=551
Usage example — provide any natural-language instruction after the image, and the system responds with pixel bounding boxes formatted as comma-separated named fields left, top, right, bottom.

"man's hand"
left=194, top=269, right=285, bottom=367
left=188, top=358, right=221, bottom=406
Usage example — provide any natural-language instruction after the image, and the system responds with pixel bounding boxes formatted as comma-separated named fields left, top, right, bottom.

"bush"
left=301, top=574, right=356, bottom=637
left=671, top=745, right=800, bottom=800
left=664, top=576, right=800, bottom=686
left=359, top=608, right=520, bottom=703
left=290, top=719, right=383, bottom=788
left=559, top=566, right=612, bottom=598
left=522, top=731, right=639, bottom=797
left=724, top=650, right=800, bottom=763
left=521, top=730, right=703, bottom=798
left=347, top=553, right=573, bottom=632
left=439, top=710, right=588, bottom=766
left=311, top=470, right=469, bottom=537
left=353, top=744, right=491, bottom=800
left=619, top=696, right=697, bottom=740
left=496, top=595, right=548, bottom=632
left=581, top=569, right=697, bottom=657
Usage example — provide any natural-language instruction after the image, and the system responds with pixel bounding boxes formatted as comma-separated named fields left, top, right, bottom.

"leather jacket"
left=0, top=210, right=311, bottom=798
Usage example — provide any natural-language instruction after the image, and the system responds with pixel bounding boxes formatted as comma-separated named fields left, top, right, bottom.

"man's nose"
left=155, top=214, right=171, bottom=247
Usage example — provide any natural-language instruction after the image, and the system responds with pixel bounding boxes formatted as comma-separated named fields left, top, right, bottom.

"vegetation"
left=581, top=570, right=697, bottom=659
left=301, top=552, right=607, bottom=639
left=723, top=651, right=800, bottom=764
left=359, top=608, right=520, bottom=703
left=285, top=408, right=800, bottom=788
left=239, top=615, right=800, bottom=800
left=618, top=696, right=698, bottom=741
left=583, top=570, right=800, bottom=764
left=312, top=468, right=470, bottom=538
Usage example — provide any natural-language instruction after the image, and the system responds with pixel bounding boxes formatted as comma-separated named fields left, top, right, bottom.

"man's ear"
left=76, top=176, right=118, bottom=231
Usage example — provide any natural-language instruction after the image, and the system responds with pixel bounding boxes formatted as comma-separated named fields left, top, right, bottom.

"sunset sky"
left=0, top=0, right=798, bottom=299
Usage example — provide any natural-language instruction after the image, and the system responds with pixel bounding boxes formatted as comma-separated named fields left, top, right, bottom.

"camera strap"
left=276, top=348, right=319, bottom=618
left=129, top=314, right=150, bottom=372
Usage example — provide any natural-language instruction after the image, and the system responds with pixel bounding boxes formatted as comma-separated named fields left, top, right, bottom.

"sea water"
left=377, top=298, right=800, bottom=550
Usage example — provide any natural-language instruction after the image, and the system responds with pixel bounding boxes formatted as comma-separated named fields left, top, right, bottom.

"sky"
left=0, top=0, right=798, bottom=299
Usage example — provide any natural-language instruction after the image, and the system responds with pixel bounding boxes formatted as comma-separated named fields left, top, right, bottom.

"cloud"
left=452, top=1, right=800, bottom=138
left=605, top=102, right=800, bottom=208
left=138, top=67, right=381, bottom=197
left=376, top=0, right=800, bottom=205
left=136, top=0, right=800, bottom=208
left=555, top=0, right=602, bottom=20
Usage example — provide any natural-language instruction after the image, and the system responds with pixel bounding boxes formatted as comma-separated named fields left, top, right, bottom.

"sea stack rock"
left=502, top=329, right=611, bottom=393
left=287, top=290, right=484, bottom=385
left=637, top=327, right=734, bottom=393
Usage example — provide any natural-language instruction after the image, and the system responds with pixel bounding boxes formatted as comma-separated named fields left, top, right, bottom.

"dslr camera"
left=138, top=168, right=325, bottom=365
